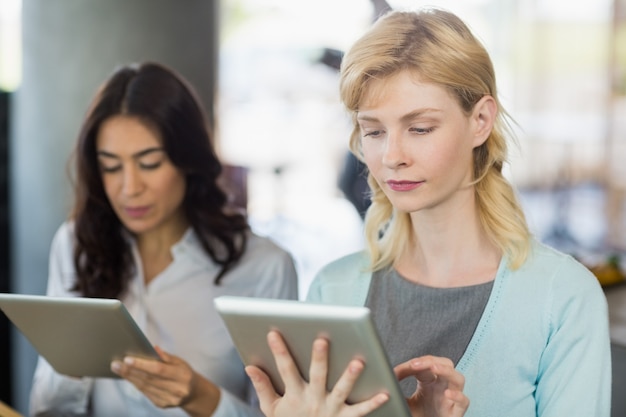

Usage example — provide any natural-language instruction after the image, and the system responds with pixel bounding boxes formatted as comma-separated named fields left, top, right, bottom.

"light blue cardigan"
left=306, top=240, right=611, bottom=417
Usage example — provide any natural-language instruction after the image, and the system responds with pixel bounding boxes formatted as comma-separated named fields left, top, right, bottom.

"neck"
left=136, top=219, right=189, bottom=257
left=135, top=216, right=189, bottom=284
left=395, top=195, right=501, bottom=288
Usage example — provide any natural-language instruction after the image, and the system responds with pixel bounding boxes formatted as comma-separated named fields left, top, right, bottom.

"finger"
left=113, top=345, right=168, bottom=377
left=119, top=363, right=168, bottom=390
left=348, top=391, right=390, bottom=416
left=329, top=359, right=364, bottom=403
left=436, top=362, right=465, bottom=391
left=111, top=360, right=125, bottom=376
left=308, top=337, right=330, bottom=398
left=445, top=388, right=470, bottom=409
left=111, top=349, right=168, bottom=377
left=411, top=356, right=465, bottom=391
left=267, top=330, right=303, bottom=392
left=120, top=364, right=193, bottom=408
left=142, top=371, right=194, bottom=406
left=129, top=378, right=180, bottom=407
left=121, top=355, right=181, bottom=381
left=394, top=358, right=437, bottom=384
left=110, top=358, right=154, bottom=379
left=154, top=345, right=170, bottom=360
left=395, top=356, right=458, bottom=386
left=443, top=389, right=470, bottom=417
left=246, top=365, right=281, bottom=414
left=112, top=362, right=173, bottom=403
left=113, top=354, right=194, bottom=401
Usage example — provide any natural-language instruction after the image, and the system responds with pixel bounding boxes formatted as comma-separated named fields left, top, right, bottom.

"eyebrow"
left=357, top=108, right=442, bottom=123
left=96, top=147, right=165, bottom=159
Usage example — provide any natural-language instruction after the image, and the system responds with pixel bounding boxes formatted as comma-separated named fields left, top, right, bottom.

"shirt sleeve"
left=236, top=239, right=298, bottom=414
left=534, top=257, right=611, bottom=417
left=252, top=239, right=299, bottom=301
left=211, top=388, right=264, bottom=417
left=29, top=223, right=94, bottom=417
left=29, top=359, right=94, bottom=417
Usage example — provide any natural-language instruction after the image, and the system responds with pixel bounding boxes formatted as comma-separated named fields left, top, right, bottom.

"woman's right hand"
left=245, top=330, right=389, bottom=417
left=394, top=356, right=469, bottom=417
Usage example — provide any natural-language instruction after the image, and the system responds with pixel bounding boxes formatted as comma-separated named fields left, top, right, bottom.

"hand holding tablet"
left=246, top=329, right=392, bottom=417
left=215, top=296, right=470, bottom=417
left=214, top=296, right=411, bottom=417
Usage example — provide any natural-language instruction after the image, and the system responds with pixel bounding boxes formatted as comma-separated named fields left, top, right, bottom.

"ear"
left=470, top=95, right=497, bottom=148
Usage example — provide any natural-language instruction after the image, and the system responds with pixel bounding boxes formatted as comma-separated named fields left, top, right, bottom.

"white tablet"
left=214, top=296, right=410, bottom=417
left=0, top=293, right=159, bottom=378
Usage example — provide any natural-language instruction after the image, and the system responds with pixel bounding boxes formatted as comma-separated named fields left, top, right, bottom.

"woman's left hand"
left=394, top=355, right=469, bottom=417
left=111, top=346, right=221, bottom=416
left=246, top=330, right=389, bottom=417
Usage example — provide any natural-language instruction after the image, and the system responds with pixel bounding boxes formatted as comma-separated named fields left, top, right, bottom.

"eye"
left=137, top=153, right=165, bottom=170
left=139, top=161, right=162, bottom=170
left=362, top=129, right=384, bottom=138
left=410, top=126, right=435, bottom=135
left=98, top=162, right=121, bottom=173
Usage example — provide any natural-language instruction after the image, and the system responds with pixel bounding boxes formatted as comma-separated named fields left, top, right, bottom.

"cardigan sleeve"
left=534, top=256, right=611, bottom=417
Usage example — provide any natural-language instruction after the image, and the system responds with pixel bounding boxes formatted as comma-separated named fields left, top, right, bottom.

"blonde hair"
left=340, top=8, right=531, bottom=271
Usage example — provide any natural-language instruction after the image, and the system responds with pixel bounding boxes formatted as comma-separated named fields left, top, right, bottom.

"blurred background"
left=0, top=0, right=625, bottom=414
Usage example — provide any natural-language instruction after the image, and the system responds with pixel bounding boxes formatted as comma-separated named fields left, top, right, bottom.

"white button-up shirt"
left=30, top=222, right=298, bottom=417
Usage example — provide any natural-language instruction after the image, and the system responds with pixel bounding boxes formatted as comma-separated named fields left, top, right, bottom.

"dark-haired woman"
left=29, top=62, right=298, bottom=417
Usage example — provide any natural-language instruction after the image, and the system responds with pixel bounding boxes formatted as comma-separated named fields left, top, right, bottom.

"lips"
left=124, top=206, right=151, bottom=218
left=386, top=180, right=423, bottom=192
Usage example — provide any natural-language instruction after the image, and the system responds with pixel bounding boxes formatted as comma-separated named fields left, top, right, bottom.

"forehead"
left=359, top=70, right=456, bottom=112
left=96, top=115, right=162, bottom=151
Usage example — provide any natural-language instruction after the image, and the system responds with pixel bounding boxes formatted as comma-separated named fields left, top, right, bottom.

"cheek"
left=430, top=143, right=457, bottom=165
left=361, top=141, right=383, bottom=169
left=431, top=142, right=475, bottom=181
left=100, top=175, right=118, bottom=202
left=158, top=172, right=187, bottom=204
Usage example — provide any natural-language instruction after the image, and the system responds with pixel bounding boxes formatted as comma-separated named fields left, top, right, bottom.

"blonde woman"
left=246, top=8, right=610, bottom=417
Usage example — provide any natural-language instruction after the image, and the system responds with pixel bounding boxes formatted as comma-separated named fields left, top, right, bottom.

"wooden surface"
left=0, top=400, right=24, bottom=417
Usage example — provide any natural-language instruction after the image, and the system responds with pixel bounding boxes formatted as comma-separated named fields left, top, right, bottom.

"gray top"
left=365, top=267, right=493, bottom=396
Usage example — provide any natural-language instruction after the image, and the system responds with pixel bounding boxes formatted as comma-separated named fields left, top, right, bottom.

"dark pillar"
left=0, top=91, right=12, bottom=406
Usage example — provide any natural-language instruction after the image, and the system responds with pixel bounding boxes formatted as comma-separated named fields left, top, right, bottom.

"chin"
left=386, top=198, right=426, bottom=214
left=394, top=206, right=423, bottom=215
left=120, top=219, right=156, bottom=236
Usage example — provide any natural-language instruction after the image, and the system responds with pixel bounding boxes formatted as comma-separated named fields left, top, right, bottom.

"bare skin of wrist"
left=182, top=373, right=222, bottom=417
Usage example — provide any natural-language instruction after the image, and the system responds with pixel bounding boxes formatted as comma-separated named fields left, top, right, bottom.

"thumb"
left=154, top=345, right=173, bottom=362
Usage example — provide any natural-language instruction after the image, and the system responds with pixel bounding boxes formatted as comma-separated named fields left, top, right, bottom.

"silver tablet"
left=214, top=296, right=410, bottom=417
left=0, top=293, right=159, bottom=378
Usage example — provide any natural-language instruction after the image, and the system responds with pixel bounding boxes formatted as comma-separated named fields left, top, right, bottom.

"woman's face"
left=357, top=70, right=493, bottom=217
left=96, top=115, right=188, bottom=238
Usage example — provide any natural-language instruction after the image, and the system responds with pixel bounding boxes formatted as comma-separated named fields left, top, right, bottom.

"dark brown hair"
left=70, top=62, right=249, bottom=298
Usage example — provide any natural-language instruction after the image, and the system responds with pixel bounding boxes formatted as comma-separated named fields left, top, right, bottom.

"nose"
left=382, top=131, right=409, bottom=168
left=122, top=165, right=144, bottom=197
